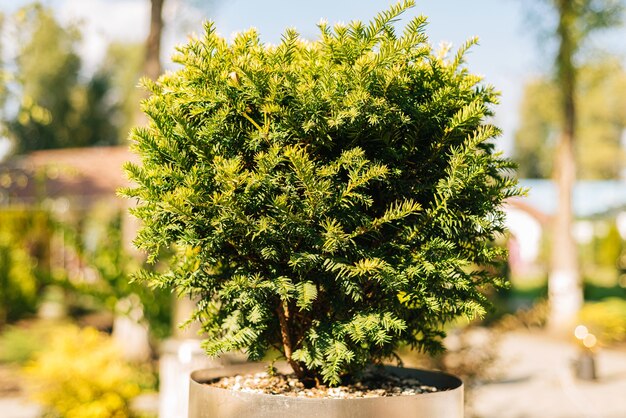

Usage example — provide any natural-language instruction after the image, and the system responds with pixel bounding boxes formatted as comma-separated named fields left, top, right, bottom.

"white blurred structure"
left=505, top=206, right=543, bottom=276
left=159, top=296, right=226, bottom=418
left=159, top=338, right=222, bottom=418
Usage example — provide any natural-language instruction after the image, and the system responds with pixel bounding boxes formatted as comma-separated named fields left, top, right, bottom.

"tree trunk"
left=133, top=0, right=164, bottom=126
left=276, top=302, right=306, bottom=380
left=145, top=0, right=164, bottom=81
left=548, top=0, right=583, bottom=331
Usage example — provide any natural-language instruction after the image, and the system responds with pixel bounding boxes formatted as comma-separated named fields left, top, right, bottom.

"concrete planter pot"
left=188, top=363, right=463, bottom=418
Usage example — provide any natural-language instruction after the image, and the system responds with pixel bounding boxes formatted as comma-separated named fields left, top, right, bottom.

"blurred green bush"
left=0, top=203, right=172, bottom=340
left=60, top=209, right=172, bottom=339
left=0, top=320, right=60, bottom=364
left=25, top=324, right=154, bottom=418
left=579, top=297, right=626, bottom=344
left=0, top=208, right=53, bottom=325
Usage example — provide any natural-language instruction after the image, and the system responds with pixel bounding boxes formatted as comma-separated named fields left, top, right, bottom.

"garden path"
left=472, top=330, right=626, bottom=418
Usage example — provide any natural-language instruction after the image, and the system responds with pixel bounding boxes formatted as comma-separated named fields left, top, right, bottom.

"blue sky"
left=2, top=0, right=625, bottom=154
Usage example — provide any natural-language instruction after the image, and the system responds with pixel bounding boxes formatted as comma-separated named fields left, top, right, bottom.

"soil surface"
left=209, top=369, right=440, bottom=399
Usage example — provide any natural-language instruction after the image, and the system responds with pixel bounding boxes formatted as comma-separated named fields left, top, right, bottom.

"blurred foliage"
left=594, top=223, right=623, bottom=268
left=0, top=2, right=171, bottom=340
left=1, top=3, right=133, bottom=154
left=100, top=42, right=145, bottom=141
left=0, top=13, right=8, bottom=117
left=515, top=59, right=626, bottom=179
left=507, top=217, right=626, bottom=314
left=25, top=324, right=154, bottom=418
left=583, top=281, right=626, bottom=300
left=497, top=299, right=550, bottom=330
left=0, top=320, right=62, bottom=364
left=579, top=298, right=626, bottom=344
left=0, top=208, right=53, bottom=326
left=61, top=209, right=172, bottom=340
left=0, top=204, right=172, bottom=340
left=577, top=221, right=625, bottom=289
left=504, top=275, right=625, bottom=312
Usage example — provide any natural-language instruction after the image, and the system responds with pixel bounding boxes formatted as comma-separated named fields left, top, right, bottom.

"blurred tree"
left=143, top=0, right=221, bottom=81
left=73, top=73, right=120, bottom=147
left=128, top=0, right=221, bottom=130
left=515, top=59, right=626, bottom=179
left=515, top=79, right=559, bottom=179
left=145, top=0, right=164, bottom=81
left=5, top=4, right=119, bottom=154
left=525, top=0, right=624, bottom=331
left=100, top=42, right=145, bottom=141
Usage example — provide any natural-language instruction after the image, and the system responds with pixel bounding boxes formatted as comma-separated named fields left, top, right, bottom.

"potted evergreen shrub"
left=122, top=1, right=520, bottom=416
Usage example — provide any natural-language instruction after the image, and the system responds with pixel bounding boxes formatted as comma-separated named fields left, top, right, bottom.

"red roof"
left=0, top=146, right=138, bottom=206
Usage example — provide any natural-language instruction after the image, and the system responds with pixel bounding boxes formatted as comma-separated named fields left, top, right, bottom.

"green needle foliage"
left=122, top=0, right=521, bottom=386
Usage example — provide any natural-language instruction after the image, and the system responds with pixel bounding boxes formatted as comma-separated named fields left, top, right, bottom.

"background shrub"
left=579, top=297, right=626, bottom=344
left=0, top=320, right=59, bottom=365
left=0, top=208, right=53, bottom=325
left=25, top=325, right=152, bottom=418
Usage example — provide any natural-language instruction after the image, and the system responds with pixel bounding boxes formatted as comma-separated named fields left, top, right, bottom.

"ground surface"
left=1, top=330, right=626, bottom=417
left=471, top=331, right=626, bottom=418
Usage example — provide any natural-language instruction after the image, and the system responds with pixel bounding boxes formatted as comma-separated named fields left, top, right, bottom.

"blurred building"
left=505, top=179, right=626, bottom=277
left=0, top=146, right=136, bottom=209
left=0, top=145, right=138, bottom=281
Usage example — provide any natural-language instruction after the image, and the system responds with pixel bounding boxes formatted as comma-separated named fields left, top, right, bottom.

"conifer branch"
left=124, top=0, right=521, bottom=387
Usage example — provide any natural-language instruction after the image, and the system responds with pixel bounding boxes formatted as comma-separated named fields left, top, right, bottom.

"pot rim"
left=190, top=362, right=463, bottom=402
